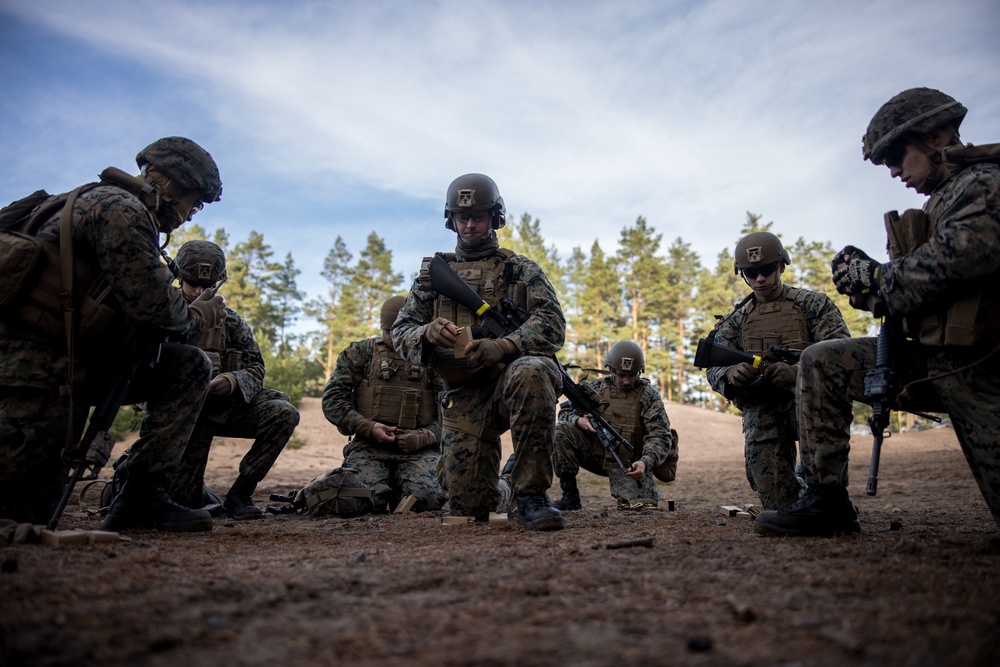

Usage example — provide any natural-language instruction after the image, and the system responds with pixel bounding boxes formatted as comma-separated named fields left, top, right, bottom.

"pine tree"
left=348, top=232, right=404, bottom=336
left=578, top=240, right=622, bottom=368
left=227, top=230, right=282, bottom=345
left=613, top=216, right=667, bottom=359
left=311, top=236, right=353, bottom=378
left=271, top=252, right=305, bottom=354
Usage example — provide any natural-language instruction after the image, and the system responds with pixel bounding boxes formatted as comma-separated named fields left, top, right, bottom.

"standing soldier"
left=391, top=173, right=566, bottom=531
left=322, top=295, right=446, bottom=512
left=756, top=88, right=1000, bottom=536
left=0, top=137, right=224, bottom=531
left=161, top=240, right=300, bottom=520
left=706, top=231, right=850, bottom=510
left=552, top=340, right=677, bottom=510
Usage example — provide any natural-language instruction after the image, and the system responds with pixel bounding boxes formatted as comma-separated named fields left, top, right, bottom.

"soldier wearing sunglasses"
left=705, top=231, right=849, bottom=510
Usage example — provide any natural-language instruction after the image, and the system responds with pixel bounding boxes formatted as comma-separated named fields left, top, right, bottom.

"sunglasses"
left=452, top=210, right=491, bottom=224
left=183, top=278, right=219, bottom=290
left=883, top=142, right=907, bottom=169
left=742, top=263, right=778, bottom=280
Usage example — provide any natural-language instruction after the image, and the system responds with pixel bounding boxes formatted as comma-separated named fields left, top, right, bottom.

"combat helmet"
left=136, top=137, right=223, bottom=202
left=733, top=232, right=791, bottom=275
left=175, top=240, right=227, bottom=286
left=862, top=88, right=967, bottom=165
left=444, top=173, right=506, bottom=231
left=380, top=295, right=406, bottom=331
left=605, top=340, right=644, bottom=374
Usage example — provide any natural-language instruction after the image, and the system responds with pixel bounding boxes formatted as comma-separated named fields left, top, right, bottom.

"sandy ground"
left=2, top=397, right=998, bottom=667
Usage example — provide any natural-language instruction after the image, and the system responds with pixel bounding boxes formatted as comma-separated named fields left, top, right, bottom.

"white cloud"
left=2, top=0, right=999, bottom=335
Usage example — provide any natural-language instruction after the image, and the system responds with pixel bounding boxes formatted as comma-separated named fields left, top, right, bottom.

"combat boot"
left=514, top=493, right=565, bottom=531
left=552, top=474, right=582, bottom=511
left=753, top=484, right=861, bottom=537
left=103, top=473, right=213, bottom=532
left=223, top=475, right=263, bottom=520
left=501, top=452, right=516, bottom=477
left=202, top=485, right=226, bottom=518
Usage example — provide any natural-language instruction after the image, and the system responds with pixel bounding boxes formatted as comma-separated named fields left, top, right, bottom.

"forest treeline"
left=164, top=211, right=874, bottom=412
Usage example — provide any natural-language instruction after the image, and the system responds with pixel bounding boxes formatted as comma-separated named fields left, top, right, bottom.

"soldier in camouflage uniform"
left=706, top=232, right=849, bottom=510
left=0, top=137, right=224, bottom=531
left=756, top=88, right=1000, bottom=536
left=552, top=340, right=678, bottom=511
left=322, top=296, right=446, bottom=512
left=391, top=173, right=566, bottom=531
left=157, top=240, right=300, bottom=520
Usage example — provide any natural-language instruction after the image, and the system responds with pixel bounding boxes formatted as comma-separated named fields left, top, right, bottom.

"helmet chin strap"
left=910, top=130, right=960, bottom=194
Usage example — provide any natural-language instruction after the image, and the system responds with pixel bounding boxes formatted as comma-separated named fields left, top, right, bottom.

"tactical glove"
left=209, top=373, right=236, bottom=396
left=831, top=246, right=880, bottom=296
left=189, top=293, right=226, bottom=332
left=466, top=338, right=511, bottom=369
left=762, top=362, right=797, bottom=390
left=396, top=428, right=436, bottom=453
left=725, top=362, right=758, bottom=387
left=424, top=317, right=455, bottom=348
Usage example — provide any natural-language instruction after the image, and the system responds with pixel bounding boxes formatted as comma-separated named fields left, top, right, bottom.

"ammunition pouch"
left=354, top=339, right=437, bottom=426
left=885, top=207, right=997, bottom=346
left=423, top=249, right=526, bottom=386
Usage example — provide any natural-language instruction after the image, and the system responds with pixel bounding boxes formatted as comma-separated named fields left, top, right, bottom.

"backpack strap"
left=55, top=186, right=85, bottom=459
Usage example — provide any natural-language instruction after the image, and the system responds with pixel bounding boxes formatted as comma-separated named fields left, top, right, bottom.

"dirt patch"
left=2, top=398, right=999, bottom=666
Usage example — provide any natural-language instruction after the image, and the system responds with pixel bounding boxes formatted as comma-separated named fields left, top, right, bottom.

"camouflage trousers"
left=343, top=437, right=446, bottom=512
left=439, top=356, right=560, bottom=517
left=738, top=397, right=801, bottom=509
left=552, top=421, right=659, bottom=505
left=0, top=342, right=210, bottom=523
left=167, top=388, right=299, bottom=508
left=799, top=337, right=1000, bottom=528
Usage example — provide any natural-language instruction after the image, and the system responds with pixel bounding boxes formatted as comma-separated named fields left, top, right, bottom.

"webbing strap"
left=441, top=414, right=497, bottom=442
left=57, top=187, right=84, bottom=458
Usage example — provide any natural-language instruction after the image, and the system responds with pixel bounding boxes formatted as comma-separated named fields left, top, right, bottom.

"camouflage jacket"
left=705, top=285, right=850, bottom=404
left=0, top=183, right=198, bottom=389
left=558, top=375, right=674, bottom=469
left=322, top=336, right=444, bottom=441
left=879, top=163, right=1000, bottom=327
left=199, top=306, right=265, bottom=421
left=391, top=250, right=566, bottom=367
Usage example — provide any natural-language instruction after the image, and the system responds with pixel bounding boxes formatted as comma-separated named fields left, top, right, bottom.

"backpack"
left=269, top=467, right=375, bottom=518
left=0, top=189, right=78, bottom=310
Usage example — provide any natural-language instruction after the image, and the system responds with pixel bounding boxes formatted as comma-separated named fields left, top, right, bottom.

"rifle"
left=427, top=255, right=634, bottom=473
left=693, top=338, right=802, bottom=371
left=831, top=251, right=941, bottom=496
left=48, top=362, right=139, bottom=530
left=862, top=317, right=941, bottom=496
left=693, top=337, right=803, bottom=397
left=266, top=490, right=302, bottom=515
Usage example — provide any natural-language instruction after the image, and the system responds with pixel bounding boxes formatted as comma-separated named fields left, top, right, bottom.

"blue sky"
left=2, top=1, right=998, bottom=336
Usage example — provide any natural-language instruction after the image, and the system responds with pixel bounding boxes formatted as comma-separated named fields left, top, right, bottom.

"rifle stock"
left=693, top=337, right=802, bottom=370
left=427, top=255, right=634, bottom=473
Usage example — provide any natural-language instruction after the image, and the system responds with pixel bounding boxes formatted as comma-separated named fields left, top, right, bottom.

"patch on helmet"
left=197, top=262, right=214, bottom=281
left=620, top=357, right=635, bottom=372
left=746, top=246, right=762, bottom=263
left=456, top=188, right=476, bottom=208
